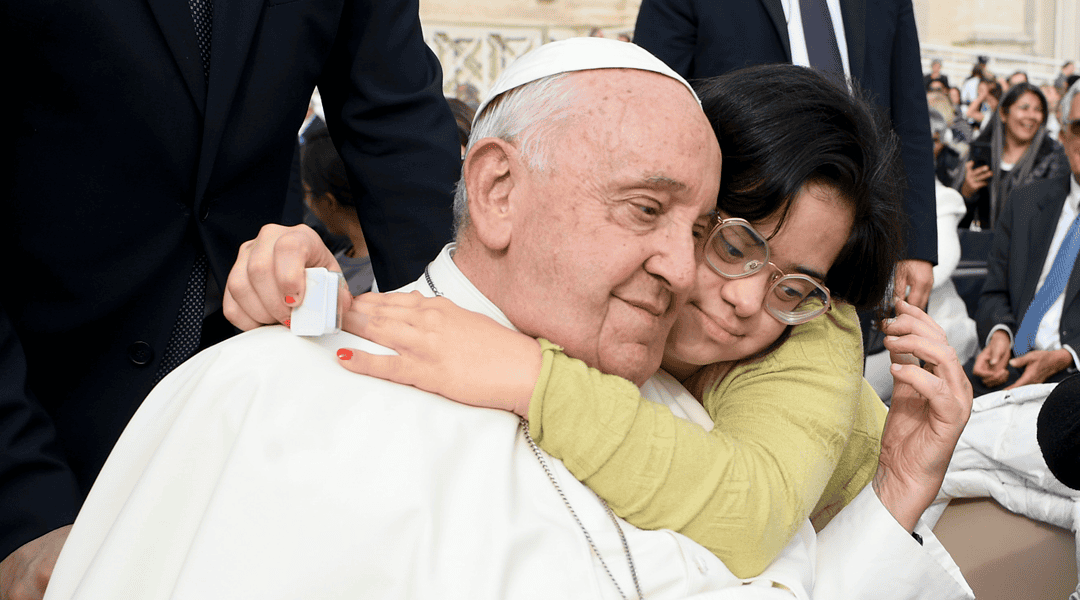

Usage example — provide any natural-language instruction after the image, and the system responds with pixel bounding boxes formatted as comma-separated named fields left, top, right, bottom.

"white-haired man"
left=43, top=39, right=972, bottom=599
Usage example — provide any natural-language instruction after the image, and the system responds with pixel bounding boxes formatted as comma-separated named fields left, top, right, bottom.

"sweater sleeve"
left=527, top=304, right=869, bottom=578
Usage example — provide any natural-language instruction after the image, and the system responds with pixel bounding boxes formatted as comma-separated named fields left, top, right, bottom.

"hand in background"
left=336, top=291, right=541, bottom=417
left=223, top=224, right=350, bottom=331
left=971, top=329, right=1012, bottom=388
left=0, top=525, right=71, bottom=600
left=894, top=259, right=934, bottom=311
left=874, top=300, right=973, bottom=532
left=1006, top=348, right=1073, bottom=389
left=960, top=161, right=992, bottom=198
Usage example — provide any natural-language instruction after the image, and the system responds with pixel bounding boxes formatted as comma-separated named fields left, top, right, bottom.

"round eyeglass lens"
left=766, top=275, right=831, bottom=324
left=705, top=221, right=769, bottom=278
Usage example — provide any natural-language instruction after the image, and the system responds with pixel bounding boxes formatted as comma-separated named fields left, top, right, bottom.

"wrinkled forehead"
left=473, top=37, right=699, bottom=125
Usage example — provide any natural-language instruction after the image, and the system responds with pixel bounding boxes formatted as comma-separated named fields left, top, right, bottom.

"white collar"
left=405, top=244, right=518, bottom=332
left=1070, top=174, right=1080, bottom=214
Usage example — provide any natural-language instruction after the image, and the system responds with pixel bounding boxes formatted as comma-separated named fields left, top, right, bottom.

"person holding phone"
left=956, top=82, right=1068, bottom=229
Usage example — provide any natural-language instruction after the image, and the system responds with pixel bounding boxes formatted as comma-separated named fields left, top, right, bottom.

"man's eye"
left=634, top=203, right=660, bottom=217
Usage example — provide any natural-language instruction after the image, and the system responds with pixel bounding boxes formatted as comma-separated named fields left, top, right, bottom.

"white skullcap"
left=473, top=37, right=699, bottom=124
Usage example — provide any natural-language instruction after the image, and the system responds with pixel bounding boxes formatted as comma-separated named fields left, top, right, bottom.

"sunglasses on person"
left=702, top=216, right=832, bottom=325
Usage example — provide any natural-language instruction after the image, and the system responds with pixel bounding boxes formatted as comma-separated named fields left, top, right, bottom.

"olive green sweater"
left=527, top=303, right=887, bottom=578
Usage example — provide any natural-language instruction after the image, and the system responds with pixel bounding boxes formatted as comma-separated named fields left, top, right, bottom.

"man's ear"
left=463, top=137, right=519, bottom=252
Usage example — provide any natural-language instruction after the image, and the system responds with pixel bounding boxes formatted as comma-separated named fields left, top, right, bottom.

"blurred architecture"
left=419, top=0, right=1079, bottom=98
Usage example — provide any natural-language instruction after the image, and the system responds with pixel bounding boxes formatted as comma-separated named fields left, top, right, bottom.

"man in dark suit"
left=632, top=0, right=937, bottom=311
left=1, top=0, right=460, bottom=595
left=968, top=82, right=1080, bottom=395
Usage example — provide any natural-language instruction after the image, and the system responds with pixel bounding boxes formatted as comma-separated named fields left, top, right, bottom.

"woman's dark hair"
left=999, top=82, right=1048, bottom=126
left=693, top=64, right=905, bottom=313
left=300, top=126, right=352, bottom=206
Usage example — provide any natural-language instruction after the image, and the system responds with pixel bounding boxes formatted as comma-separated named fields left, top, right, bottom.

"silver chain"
left=424, top=266, right=643, bottom=600
left=521, top=418, right=644, bottom=600
left=424, top=266, right=441, bottom=297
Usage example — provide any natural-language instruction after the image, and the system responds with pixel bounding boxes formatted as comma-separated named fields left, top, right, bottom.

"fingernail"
left=891, top=363, right=903, bottom=372
left=885, top=335, right=898, bottom=342
left=337, top=348, right=353, bottom=360
left=283, top=318, right=291, bottom=327
left=285, top=295, right=297, bottom=305
left=881, top=317, right=896, bottom=328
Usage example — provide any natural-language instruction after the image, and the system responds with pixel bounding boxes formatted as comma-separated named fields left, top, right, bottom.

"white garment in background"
left=923, top=383, right=1080, bottom=593
left=45, top=245, right=972, bottom=600
left=928, top=181, right=979, bottom=365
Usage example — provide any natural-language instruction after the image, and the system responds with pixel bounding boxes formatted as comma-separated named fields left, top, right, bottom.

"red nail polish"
left=283, top=318, right=291, bottom=327
left=337, top=348, right=353, bottom=361
left=285, top=295, right=296, bottom=304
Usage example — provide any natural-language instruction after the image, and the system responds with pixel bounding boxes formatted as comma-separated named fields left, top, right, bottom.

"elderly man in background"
left=43, top=39, right=972, bottom=599
left=969, top=81, right=1080, bottom=395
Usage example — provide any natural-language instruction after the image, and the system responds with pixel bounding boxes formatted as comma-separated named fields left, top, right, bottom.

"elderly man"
left=968, top=81, right=1080, bottom=395
left=43, top=39, right=971, bottom=599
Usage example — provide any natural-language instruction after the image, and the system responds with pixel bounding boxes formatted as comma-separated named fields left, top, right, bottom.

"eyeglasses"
left=1067, top=118, right=1080, bottom=137
left=702, top=216, right=832, bottom=325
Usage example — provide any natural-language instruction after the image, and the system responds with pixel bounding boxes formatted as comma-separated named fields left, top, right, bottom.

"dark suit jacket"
left=633, top=0, right=937, bottom=264
left=1, top=0, right=459, bottom=557
left=977, top=175, right=1080, bottom=352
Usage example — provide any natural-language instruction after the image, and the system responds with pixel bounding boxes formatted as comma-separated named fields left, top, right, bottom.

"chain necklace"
left=423, top=266, right=644, bottom=600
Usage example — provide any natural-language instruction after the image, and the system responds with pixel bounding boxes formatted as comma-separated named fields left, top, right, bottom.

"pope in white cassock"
left=45, top=39, right=974, bottom=599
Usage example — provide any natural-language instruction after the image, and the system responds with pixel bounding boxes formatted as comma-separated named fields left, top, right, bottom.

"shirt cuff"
left=1061, top=344, right=1080, bottom=372
left=987, top=324, right=1014, bottom=348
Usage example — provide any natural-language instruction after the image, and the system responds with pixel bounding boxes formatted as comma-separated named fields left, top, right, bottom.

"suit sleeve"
left=632, top=0, right=698, bottom=78
left=890, top=0, right=938, bottom=265
left=0, top=304, right=81, bottom=559
left=317, top=0, right=459, bottom=290
left=974, top=192, right=1018, bottom=344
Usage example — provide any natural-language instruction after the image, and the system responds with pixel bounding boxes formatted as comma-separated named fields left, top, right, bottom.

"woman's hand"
left=873, top=300, right=973, bottom=532
left=960, top=160, right=992, bottom=198
left=335, top=291, right=541, bottom=417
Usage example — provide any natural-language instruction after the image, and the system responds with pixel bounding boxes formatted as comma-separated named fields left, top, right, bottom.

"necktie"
left=155, top=254, right=209, bottom=382
left=154, top=2, right=214, bottom=382
left=189, top=0, right=213, bottom=81
left=1014, top=213, right=1080, bottom=356
left=799, top=0, right=844, bottom=77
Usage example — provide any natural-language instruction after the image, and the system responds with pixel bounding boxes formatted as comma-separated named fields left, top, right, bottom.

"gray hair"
left=928, top=108, right=948, bottom=138
left=452, top=72, right=579, bottom=239
left=1063, top=79, right=1080, bottom=127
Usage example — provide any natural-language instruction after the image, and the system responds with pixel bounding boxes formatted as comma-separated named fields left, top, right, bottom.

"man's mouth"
left=617, top=295, right=668, bottom=317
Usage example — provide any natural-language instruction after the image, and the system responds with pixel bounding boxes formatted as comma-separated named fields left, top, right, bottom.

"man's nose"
left=645, top=226, right=698, bottom=294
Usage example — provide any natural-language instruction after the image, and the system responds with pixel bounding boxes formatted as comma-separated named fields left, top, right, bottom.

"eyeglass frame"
left=701, top=215, right=833, bottom=326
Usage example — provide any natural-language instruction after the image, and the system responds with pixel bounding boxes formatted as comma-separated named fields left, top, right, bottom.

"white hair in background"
left=1062, top=79, right=1080, bottom=126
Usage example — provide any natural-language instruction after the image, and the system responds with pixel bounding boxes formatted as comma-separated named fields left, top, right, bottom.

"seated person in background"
left=45, top=39, right=974, bottom=600
left=925, top=58, right=949, bottom=90
left=301, top=126, right=374, bottom=296
left=335, top=63, right=902, bottom=578
left=928, top=90, right=967, bottom=183
left=968, top=81, right=1080, bottom=395
left=956, top=82, right=1068, bottom=230
left=964, top=78, right=1001, bottom=133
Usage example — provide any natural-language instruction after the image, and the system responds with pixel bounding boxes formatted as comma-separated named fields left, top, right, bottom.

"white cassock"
left=44, top=246, right=973, bottom=600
